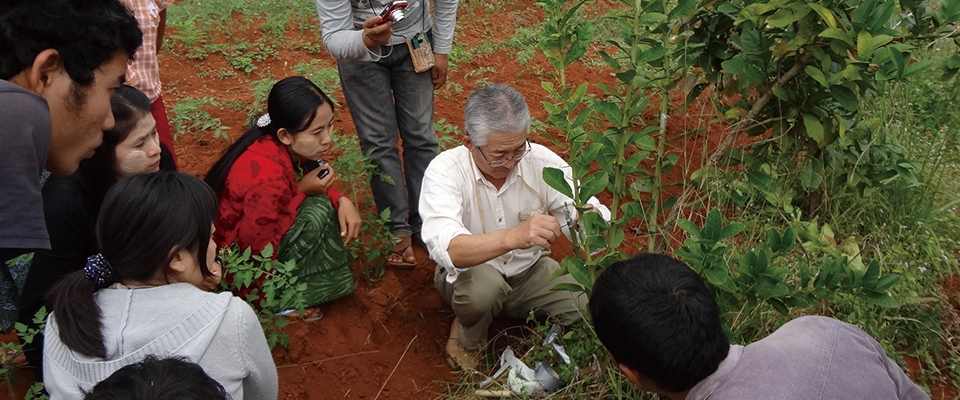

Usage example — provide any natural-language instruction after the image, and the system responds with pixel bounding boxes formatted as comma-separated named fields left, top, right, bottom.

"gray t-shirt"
left=686, top=316, right=929, bottom=400
left=0, top=79, right=52, bottom=253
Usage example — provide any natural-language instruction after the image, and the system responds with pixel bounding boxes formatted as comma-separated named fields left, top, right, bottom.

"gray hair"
left=463, top=84, right=530, bottom=146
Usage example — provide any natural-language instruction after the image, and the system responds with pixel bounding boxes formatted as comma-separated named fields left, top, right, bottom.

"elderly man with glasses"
left=420, top=84, right=611, bottom=371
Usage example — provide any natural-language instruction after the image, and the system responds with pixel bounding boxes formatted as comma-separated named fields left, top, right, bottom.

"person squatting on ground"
left=43, top=172, right=277, bottom=400
left=119, top=0, right=180, bottom=168
left=205, top=76, right=362, bottom=319
left=316, top=0, right=458, bottom=268
left=17, top=85, right=176, bottom=379
left=420, top=84, right=611, bottom=370
left=83, top=356, right=229, bottom=400
left=0, top=0, right=142, bottom=329
left=590, top=253, right=930, bottom=400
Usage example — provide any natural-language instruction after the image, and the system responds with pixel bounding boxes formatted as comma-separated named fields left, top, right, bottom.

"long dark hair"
left=77, top=85, right=155, bottom=209
left=46, top=172, right=219, bottom=358
left=205, top=76, right=333, bottom=197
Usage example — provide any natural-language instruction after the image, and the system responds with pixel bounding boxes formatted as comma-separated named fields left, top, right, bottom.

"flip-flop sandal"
left=386, top=234, right=417, bottom=269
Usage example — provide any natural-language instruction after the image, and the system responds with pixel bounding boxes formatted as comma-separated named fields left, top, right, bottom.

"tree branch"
left=655, top=51, right=815, bottom=253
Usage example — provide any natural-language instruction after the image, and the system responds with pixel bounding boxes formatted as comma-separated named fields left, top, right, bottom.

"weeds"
left=169, top=97, right=230, bottom=141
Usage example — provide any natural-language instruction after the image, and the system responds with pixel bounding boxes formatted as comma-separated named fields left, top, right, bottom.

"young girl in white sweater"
left=42, top=172, right=278, bottom=400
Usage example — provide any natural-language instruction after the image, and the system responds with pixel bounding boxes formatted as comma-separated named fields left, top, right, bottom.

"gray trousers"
left=435, top=255, right=587, bottom=350
left=337, top=39, right=438, bottom=237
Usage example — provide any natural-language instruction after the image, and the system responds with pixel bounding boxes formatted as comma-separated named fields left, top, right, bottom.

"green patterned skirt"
left=277, top=195, right=355, bottom=307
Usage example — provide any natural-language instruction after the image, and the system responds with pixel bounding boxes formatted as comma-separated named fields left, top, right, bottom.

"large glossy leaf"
left=803, top=114, right=824, bottom=144
left=543, top=167, right=574, bottom=199
left=830, top=85, right=859, bottom=111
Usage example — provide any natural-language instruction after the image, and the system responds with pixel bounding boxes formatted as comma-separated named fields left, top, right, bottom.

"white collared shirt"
left=420, top=143, right=611, bottom=282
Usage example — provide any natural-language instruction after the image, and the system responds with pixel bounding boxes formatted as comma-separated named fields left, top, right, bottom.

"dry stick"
left=276, top=350, right=380, bottom=369
left=655, top=52, right=814, bottom=253
left=374, top=335, right=417, bottom=400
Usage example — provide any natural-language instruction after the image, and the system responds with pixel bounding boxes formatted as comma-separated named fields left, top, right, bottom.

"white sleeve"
left=419, top=156, right=472, bottom=280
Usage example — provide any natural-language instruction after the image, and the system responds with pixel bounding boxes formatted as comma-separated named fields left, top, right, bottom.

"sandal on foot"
left=386, top=234, right=417, bottom=269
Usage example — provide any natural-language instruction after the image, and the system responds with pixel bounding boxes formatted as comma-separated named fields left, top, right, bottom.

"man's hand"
left=298, top=165, right=335, bottom=196
left=511, top=213, right=562, bottom=250
left=432, top=53, right=448, bottom=89
left=337, top=197, right=362, bottom=245
left=362, top=16, right=393, bottom=50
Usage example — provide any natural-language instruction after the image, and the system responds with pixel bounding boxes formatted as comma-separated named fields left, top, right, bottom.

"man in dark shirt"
left=0, top=0, right=142, bottom=331
left=0, top=0, right=141, bottom=261
left=590, top=253, right=929, bottom=400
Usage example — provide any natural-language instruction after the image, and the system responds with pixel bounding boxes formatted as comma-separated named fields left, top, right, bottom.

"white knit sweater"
left=43, top=283, right=278, bottom=400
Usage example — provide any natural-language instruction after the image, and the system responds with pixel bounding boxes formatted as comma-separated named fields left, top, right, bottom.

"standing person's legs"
left=503, top=255, right=587, bottom=326
left=152, top=95, right=177, bottom=169
left=435, top=264, right=510, bottom=350
left=386, top=42, right=437, bottom=235
left=338, top=53, right=410, bottom=237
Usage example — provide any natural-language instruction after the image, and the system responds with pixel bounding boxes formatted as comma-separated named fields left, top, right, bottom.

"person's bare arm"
left=446, top=213, right=561, bottom=268
left=156, top=9, right=166, bottom=53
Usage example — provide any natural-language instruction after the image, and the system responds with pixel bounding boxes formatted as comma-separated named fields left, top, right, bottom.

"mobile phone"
left=316, top=159, right=330, bottom=179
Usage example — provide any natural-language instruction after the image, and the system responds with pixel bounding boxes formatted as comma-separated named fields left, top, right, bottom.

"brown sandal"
left=386, top=234, right=417, bottom=269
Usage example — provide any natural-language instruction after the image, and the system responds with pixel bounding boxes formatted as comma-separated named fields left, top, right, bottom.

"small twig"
left=276, top=350, right=380, bottom=369
left=374, top=335, right=417, bottom=400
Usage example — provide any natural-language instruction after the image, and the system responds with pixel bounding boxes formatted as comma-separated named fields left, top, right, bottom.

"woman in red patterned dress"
left=205, top=77, right=361, bottom=319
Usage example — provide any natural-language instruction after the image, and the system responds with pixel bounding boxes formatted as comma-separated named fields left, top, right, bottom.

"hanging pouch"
left=406, top=31, right=436, bottom=73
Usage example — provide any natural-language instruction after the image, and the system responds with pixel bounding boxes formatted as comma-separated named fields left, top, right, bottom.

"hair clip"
left=256, top=113, right=272, bottom=128
left=84, top=253, right=116, bottom=288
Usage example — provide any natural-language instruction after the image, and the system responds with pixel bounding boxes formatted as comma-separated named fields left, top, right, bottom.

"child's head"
left=205, top=76, right=335, bottom=197
left=83, top=355, right=229, bottom=400
left=47, top=171, right=219, bottom=358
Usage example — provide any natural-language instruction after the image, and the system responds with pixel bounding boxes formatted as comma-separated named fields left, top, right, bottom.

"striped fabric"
left=277, top=195, right=355, bottom=307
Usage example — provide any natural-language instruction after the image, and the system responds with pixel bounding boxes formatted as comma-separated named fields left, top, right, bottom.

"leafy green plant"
left=2, top=308, right=48, bottom=400
left=331, top=134, right=396, bottom=284
left=434, top=118, right=463, bottom=151
left=218, top=244, right=306, bottom=349
left=169, top=97, right=230, bottom=141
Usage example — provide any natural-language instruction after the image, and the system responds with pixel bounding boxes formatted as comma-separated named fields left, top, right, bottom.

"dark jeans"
left=337, top=35, right=438, bottom=237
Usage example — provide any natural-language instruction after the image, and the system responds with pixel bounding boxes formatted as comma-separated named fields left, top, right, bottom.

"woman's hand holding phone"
left=298, top=164, right=335, bottom=195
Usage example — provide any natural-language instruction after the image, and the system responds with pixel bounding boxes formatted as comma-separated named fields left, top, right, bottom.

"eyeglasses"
left=476, top=140, right=531, bottom=167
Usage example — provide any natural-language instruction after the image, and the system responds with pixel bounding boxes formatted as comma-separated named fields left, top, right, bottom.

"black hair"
left=204, top=76, right=333, bottom=198
left=589, top=253, right=730, bottom=393
left=77, top=85, right=155, bottom=210
left=0, top=0, right=142, bottom=85
left=83, top=355, right=230, bottom=400
left=46, top=172, right=218, bottom=358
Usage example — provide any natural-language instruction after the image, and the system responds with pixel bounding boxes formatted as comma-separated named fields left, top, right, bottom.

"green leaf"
left=677, top=219, right=702, bottom=238
left=579, top=171, right=609, bottom=200
left=819, top=28, right=853, bottom=44
left=857, top=30, right=874, bottom=60
left=668, top=0, right=697, bottom=19
left=807, top=3, right=837, bottom=28
left=802, top=114, right=824, bottom=144
left=805, top=66, right=829, bottom=87
left=740, top=29, right=764, bottom=55
left=719, top=223, right=745, bottom=241
left=901, top=60, right=934, bottom=79
left=543, top=167, right=574, bottom=199
left=766, top=3, right=812, bottom=28
left=874, top=274, right=901, bottom=292
left=722, top=55, right=766, bottom=84
left=551, top=282, right=585, bottom=293
left=703, top=209, right=724, bottom=242
left=568, top=259, right=593, bottom=287
left=830, top=85, right=859, bottom=111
